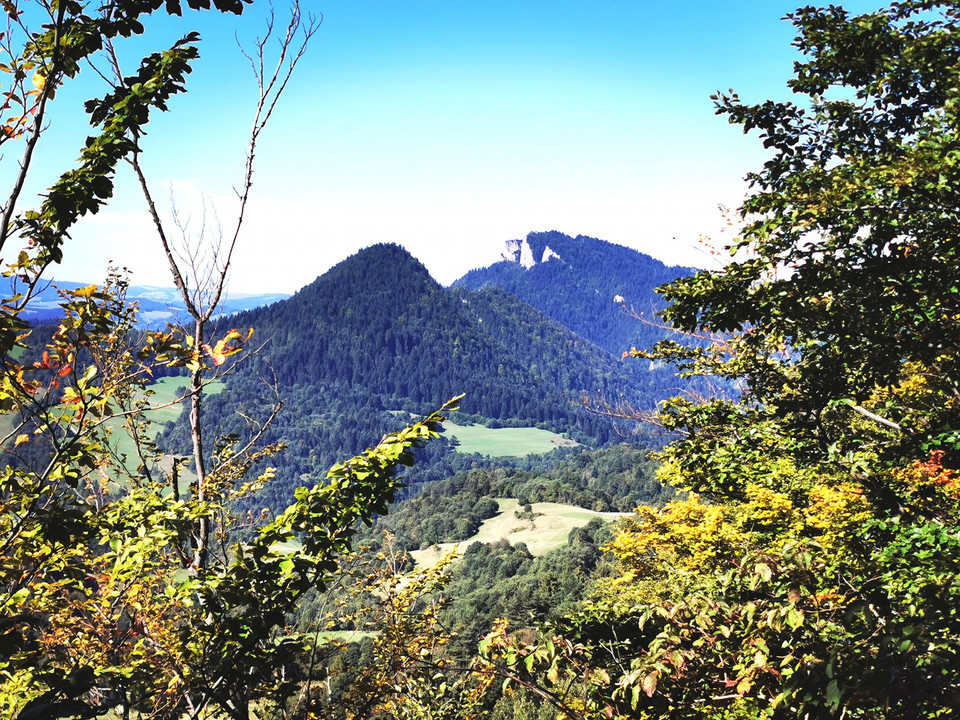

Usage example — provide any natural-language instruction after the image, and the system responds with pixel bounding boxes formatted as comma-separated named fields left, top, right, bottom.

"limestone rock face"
left=501, top=237, right=560, bottom=269
left=500, top=238, right=523, bottom=263
left=542, top=246, right=561, bottom=263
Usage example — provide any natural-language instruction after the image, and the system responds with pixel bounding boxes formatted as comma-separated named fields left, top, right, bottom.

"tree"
left=0, top=0, right=455, bottom=717
left=130, top=0, right=315, bottom=574
left=478, top=3, right=960, bottom=718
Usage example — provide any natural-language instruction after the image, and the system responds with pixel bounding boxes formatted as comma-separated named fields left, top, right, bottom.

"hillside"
left=452, top=230, right=694, bottom=356
left=231, top=243, right=644, bottom=427
left=161, top=243, right=665, bottom=502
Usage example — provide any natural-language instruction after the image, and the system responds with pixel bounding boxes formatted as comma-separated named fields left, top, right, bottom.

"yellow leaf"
left=72, top=284, right=98, bottom=298
left=592, top=668, right=611, bottom=685
left=14, top=433, right=28, bottom=447
left=545, top=662, right=559, bottom=685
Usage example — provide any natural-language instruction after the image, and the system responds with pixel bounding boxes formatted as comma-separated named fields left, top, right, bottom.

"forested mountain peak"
left=287, top=242, right=438, bottom=307
left=204, top=242, right=659, bottom=492
left=453, top=231, right=695, bottom=356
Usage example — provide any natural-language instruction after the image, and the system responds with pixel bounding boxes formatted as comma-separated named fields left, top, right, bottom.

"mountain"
left=163, top=243, right=669, bottom=500
left=15, top=279, right=288, bottom=327
left=452, top=231, right=695, bottom=356
left=229, top=243, right=647, bottom=430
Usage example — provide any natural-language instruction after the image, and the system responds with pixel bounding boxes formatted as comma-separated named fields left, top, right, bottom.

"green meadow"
left=409, top=497, right=625, bottom=569
left=103, top=376, right=225, bottom=469
left=442, top=420, right=577, bottom=457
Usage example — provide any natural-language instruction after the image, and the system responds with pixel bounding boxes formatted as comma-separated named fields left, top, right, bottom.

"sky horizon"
left=4, top=0, right=879, bottom=295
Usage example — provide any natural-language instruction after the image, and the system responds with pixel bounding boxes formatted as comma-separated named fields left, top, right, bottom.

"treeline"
left=155, top=376, right=660, bottom=515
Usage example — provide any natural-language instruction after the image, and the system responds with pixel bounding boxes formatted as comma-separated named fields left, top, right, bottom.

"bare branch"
left=848, top=403, right=904, bottom=433
left=130, top=151, right=201, bottom=319
left=208, top=1, right=320, bottom=322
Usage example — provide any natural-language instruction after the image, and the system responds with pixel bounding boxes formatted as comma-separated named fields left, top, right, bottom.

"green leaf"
left=826, top=679, right=841, bottom=709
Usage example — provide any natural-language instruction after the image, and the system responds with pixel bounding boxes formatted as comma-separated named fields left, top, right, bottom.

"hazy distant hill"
left=452, top=231, right=694, bottom=356
left=16, top=279, right=287, bottom=327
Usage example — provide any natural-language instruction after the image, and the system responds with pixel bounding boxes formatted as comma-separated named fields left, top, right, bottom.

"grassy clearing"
left=0, top=376, right=224, bottom=457
left=100, top=376, right=224, bottom=489
left=409, top=498, right=625, bottom=568
left=104, top=377, right=217, bottom=462
left=442, top=421, right=578, bottom=457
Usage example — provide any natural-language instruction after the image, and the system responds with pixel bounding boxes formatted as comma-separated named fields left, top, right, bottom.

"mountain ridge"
left=18, top=279, right=288, bottom=327
left=452, top=230, right=694, bottom=357
left=158, top=241, right=678, bottom=500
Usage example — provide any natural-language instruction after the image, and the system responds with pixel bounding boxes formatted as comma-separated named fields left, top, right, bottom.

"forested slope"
left=159, top=243, right=674, bottom=502
left=453, top=230, right=694, bottom=356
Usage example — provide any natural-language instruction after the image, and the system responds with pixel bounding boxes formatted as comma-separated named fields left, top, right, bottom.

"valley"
left=6, top=233, right=682, bottom=718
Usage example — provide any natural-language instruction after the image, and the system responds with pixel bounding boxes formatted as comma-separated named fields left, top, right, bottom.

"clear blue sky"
left=7, top=0, right=878, bottom=294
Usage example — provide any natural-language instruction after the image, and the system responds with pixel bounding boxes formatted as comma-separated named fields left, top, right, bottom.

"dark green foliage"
left=453, top=231, right=693, bottom=357
left=441, top=519, right=613, bottom=659
left=452, top=285, right=688, bottom=412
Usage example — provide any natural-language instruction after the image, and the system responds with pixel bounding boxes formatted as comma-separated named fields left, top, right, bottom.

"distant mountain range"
left=16, top=280, right=288, bottom=327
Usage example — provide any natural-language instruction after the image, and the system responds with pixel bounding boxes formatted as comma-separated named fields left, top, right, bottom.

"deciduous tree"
left=480, top=3, right=960, bottom=718
left=0, top=1, right=454, bottom=717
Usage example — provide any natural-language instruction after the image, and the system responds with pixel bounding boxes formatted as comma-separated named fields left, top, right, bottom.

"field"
left=2, top=374, right=224, bottom=491
left=103, top=376, right=225, bottom=467
left=409, top=498, right=625, bottom=568
left=442, top=420, right=578, bottom=457
left=0, top=375, right=210, bottom=450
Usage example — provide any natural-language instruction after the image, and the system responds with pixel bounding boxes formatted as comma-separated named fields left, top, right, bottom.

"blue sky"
left=7, top=0, right=877, bottom=294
